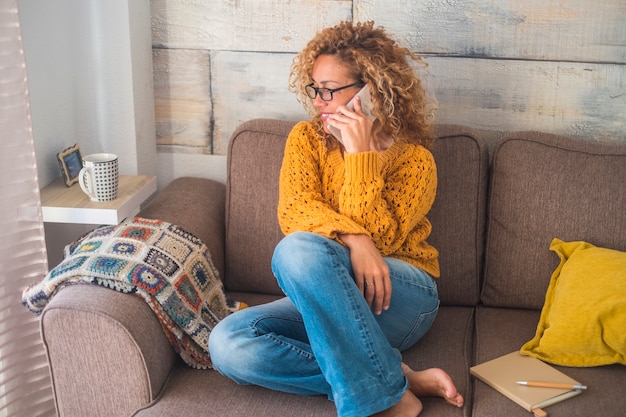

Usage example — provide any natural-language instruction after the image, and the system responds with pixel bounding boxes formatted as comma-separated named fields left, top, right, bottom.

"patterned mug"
left=79, top=153, right=119, bottom=201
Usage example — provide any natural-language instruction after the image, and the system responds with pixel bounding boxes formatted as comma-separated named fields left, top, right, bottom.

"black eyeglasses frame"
left=305, top=81, right=363, bottom=102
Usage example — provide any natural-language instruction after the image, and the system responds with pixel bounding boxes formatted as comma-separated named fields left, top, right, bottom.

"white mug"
left=79, top=153, right=119, bottom=201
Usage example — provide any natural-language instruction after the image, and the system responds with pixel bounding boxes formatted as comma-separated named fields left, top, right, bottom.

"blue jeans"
left=209, top=232, right=439, bottom=417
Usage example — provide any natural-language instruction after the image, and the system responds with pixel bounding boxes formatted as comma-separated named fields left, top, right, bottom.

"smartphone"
left=328, top=85, right=376, bottom=144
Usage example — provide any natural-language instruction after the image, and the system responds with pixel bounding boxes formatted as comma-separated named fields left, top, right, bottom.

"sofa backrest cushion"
left=429, top=125, right=490, bottom=306
left=225, top=119, right=295, bottom=295
left=482, top=132, right=626, bottom=309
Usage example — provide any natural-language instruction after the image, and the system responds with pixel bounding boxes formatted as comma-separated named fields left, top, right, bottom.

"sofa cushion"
left=482, top=132, right=626, bottom=309
left=140, top=177, right=227, bottom=279
left=134, top=305, right=472, bottom=417
left=133, top=365, right=337, bottom=417
left=520, top=239, right=626, bottom=366
left=402, top=306, right=474, bottom=416
left=429, top=125, right=490, bottom=306
left=224, top=119, right=296, bottom=295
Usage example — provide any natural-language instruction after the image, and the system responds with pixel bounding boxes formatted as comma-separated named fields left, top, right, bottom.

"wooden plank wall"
left=151, top=0, right=626, bottom=155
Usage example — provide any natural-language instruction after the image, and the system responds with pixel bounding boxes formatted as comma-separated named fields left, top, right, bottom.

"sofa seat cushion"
left=134, top=305, right=473, bottom=417
left=482, top=132, right=626, bottom=309
left=401, top=306, right=474, bottom=417
left=133, top=364, right=337, bottom=417
left=473, top=307, right=626, bottom=417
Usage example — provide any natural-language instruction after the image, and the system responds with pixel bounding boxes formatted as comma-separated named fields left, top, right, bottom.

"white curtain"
left=0, top=0, right=56, bottom=415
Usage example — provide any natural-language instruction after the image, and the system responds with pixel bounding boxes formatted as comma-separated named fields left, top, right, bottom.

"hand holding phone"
left=328, top=85, right=376, bottom=144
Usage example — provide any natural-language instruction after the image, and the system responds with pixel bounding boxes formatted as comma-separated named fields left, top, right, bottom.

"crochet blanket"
left=22, top=217, right=246, bottom=369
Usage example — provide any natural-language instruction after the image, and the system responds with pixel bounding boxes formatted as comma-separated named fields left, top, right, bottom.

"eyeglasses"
left=305, top=81, right=362, bottom=101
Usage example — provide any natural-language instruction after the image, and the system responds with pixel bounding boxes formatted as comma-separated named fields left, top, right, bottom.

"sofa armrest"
left=139, top=177, right=226, bottom=279
left=41, top=285, right=178, bottom=417
left=41, top=178, right=227, bottom=416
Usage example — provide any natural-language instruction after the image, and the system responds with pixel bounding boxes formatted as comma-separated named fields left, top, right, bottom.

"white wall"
left=18, top=0, right=157, bottom=265
left=19, top=0, right=156, bottom=187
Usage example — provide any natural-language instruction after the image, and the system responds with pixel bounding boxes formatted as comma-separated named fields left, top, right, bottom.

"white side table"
left=40, top=175, right=157, bottom=225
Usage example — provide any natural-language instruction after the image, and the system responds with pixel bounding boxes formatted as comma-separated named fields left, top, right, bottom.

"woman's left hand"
left=339, top=233, right=392, bottom=315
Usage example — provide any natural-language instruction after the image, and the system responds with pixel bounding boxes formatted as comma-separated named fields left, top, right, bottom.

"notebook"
left=470, top=351, right=583, bottom=412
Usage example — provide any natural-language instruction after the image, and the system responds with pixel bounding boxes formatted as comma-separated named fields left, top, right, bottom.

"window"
left=0, top=1, right=56, bottom=415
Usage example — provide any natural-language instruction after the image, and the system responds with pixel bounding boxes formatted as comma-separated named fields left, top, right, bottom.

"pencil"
left=517, top=380, right=587, bottom=390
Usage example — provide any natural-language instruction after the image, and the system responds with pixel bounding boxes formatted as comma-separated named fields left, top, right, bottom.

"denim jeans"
left=209, top=232, right=439, bottom=417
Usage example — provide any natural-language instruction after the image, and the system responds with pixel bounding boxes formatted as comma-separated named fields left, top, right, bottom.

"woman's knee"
left=274, top=232, right=318, bottom=263
left=208, top=311, right=257, bottom=376
left=208, top=315, right=237, bottom=372
left=272, top=232, right=345, bottom=269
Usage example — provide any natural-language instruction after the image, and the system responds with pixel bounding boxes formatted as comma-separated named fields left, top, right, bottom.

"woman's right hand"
left=327, top=96, right=375, bottom=153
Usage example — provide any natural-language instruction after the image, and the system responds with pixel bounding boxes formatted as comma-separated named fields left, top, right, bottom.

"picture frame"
left=57, top=143, right=83, bottom=187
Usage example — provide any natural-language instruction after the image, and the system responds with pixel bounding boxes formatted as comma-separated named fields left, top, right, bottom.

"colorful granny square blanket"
left=22, top=217, right=246, bottom=369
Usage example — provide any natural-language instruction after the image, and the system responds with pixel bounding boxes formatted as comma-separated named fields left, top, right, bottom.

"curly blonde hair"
left=289, top=21, right=436, bottom=149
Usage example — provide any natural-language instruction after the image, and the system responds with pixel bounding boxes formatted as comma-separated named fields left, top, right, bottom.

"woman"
left=209, top=21, right=463, bottom=417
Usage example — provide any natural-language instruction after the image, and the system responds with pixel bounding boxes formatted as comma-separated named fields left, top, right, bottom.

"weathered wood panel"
left=423, top=57, right=626, bottom=141
left=151, top=0, right=626, bottom=157
left=156, top=51, right=624, bottom=155
left=151, top=0, right=352, bottom=52
left=153, top=48, right=212, bottom=152
left=355, top=0, right=626, bottom=63
left=211, top=50, right=307, bottom=154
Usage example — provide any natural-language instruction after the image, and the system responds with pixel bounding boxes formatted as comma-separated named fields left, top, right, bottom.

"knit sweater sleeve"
left=340, top=141, right=437, bottom=255
left=278, top=121, right=438, bottom=260
left=278, top=122, right=368, bottom=239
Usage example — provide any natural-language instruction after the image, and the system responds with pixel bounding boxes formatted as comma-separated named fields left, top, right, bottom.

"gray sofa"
left=40, top=119, right=626, bottom=416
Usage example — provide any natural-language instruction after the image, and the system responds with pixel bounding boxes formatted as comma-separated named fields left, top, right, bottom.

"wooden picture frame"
left=57, top=144, right=83, bottom=187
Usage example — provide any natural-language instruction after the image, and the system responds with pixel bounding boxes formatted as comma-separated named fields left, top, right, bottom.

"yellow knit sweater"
left=277, top=121, right=440, bottom=278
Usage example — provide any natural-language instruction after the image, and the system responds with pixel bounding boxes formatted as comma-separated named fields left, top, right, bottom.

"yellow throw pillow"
left=520, top=238, right=626, bottom=367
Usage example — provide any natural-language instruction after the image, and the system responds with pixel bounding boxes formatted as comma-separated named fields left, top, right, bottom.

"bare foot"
left=401, top=363, right=464, bottom=408
left=372, top=390, right=423, bottom=417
